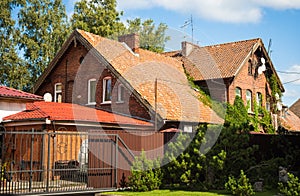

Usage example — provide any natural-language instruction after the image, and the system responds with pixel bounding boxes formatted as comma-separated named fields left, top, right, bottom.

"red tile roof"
left=3, top=101, right=152, bottom=126
left=280, top=109, right=300, bottom=132
left=0, top=86, right=43, bottom=101
left=290, top=98, right=300, bottom=118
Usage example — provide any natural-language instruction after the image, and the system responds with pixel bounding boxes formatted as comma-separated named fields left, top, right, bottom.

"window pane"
left=89, top=80, right=96, bottom=103
left=104, top=78, right=112, bottom=102
left=256, top=92, right=262, bottom=107
left=56, top=84, right=62, bottom=91
left=118, top=84, right=124, bottom=102
left=235, top=87, right=241, bottom=97
left=246, top=90, right=252, bottom=112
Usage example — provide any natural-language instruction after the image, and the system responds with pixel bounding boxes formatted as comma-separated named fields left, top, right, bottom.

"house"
left=166, top=39, right=285, bottom=116
left=0, top=86, right=43, bottom=123
left=33, top=29, right=223, bottom=132
left=279, top=107, right=300, bottom=134
left=289, top=98, right=300, bottom=118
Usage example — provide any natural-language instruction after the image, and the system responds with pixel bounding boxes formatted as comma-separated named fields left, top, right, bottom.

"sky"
left=64, top=0, right=300, bottom=106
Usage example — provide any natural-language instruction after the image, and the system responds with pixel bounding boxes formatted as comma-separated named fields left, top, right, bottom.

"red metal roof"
left=0, top=86, right=43, bottom=101
left=3, top=101, right=152, bottom=126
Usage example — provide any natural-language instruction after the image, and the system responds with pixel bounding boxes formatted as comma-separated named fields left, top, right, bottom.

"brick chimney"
left=181, top=41, right=194, bottom=57
left=118, top=34, right=140, bottom=52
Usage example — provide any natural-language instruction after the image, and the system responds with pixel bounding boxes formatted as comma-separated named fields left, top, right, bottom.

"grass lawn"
left=102, top=189, right=278, bottom=196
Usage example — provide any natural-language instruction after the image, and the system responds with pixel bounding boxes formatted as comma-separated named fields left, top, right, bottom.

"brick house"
left=0, top=86, right=43, bottom=122
left=167, top=39, right=285, bottom=116
left=33, top=29, right=223, bottom=132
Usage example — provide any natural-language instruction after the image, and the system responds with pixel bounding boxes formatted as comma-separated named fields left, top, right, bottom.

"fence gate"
left=0, top=130, right=128, bottom=195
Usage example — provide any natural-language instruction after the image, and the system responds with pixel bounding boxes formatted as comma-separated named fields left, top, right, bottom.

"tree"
left=18, top=0, right=70, bottom=88
left=125, top=18, right=170, bottom=53
left=71, top=0, right=124, bottom=37
left=0, top=0, right=30, bottom=90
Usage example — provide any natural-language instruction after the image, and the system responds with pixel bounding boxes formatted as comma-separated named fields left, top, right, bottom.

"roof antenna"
left=267, top=38, right=272, bottom=56
left=181, top=15, right=194, bottom=43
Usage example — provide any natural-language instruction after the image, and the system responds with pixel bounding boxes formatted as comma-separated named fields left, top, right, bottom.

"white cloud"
left=117, top=0, right=300, bottom=23
left=279, top=65, right=300, bottom=85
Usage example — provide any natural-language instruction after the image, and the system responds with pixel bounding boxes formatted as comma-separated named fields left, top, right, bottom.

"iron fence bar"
left=115, top=135, right=118, bottom=188
left=117, top=136, right=135, bottom=159
left=29, top=128, right=34, bottom=192
left=46, top=133, right=51, bottom=193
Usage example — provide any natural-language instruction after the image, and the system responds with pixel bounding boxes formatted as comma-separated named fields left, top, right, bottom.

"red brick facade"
left=35, top=41, right=151, bottom=121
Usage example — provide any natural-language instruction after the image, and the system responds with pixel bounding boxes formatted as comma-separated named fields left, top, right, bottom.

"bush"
left=128, top=151, right=162, bottom=192
left=225, top=170, right=254, bottom=196
left=278, top=173, right=300, bottom=196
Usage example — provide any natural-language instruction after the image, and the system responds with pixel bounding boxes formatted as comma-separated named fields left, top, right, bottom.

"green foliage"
left=278, top=173, right=300, bottom=196
left=124, top=18, right=170, bottom=53
left=225, top=96, right=250, bottom=129
left=71, top=0, right=124, bottom=37
left=17, top=0, right=70, bottom=88
left=225, top=170, right=254, bottom=196
left=128, top=151, right=162, bottom=192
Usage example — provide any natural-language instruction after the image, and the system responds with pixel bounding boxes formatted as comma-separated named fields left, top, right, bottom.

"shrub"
left=278, top=173, right=300, bottom=196
left=128, top=151, right=162, bottom=192
left=225, top=170, right=254, bottom=196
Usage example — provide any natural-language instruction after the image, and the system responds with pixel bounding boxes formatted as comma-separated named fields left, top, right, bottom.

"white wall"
left=0, top=101, right=26, bottom=122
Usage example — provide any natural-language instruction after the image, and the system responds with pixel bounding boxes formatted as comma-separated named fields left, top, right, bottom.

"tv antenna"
left=181, top=15, right=194, bottom=43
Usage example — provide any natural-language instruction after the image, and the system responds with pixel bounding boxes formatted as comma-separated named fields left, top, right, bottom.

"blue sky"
left=64, top=0, right=300, bottom=106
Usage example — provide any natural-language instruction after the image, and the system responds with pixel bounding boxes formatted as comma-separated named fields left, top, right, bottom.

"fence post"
left=29, top=128, right=34, bottom=192
left=46, top=133, right=51, bottom=193
left=115, top=135, right=118, bottom=188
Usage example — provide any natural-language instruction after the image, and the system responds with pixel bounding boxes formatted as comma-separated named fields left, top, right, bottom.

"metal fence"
left=0, top=130, right=129, bottom=195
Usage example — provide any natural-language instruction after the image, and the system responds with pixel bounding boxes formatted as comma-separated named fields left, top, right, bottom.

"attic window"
left=248, top=60, right=253, bottom=75
left=54, top=83, right=62, bottom=103
left=102, top=77, right=112, bottom=104
left=88, top=79, right=96, bottom=105
left=117, top=84, right=125, bottom=103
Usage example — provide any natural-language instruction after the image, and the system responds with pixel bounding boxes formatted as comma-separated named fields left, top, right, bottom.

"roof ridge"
left=203, top=38, right=260, bottom=48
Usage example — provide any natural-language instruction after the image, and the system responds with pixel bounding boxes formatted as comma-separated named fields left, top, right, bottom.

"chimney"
left=118, top=34, right=140, bottom=52
left=181, top=41, right=194, bottom=57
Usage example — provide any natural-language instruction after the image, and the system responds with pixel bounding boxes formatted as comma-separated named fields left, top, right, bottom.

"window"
left=117, top=84, right=125, bottom=103
left=54, top=83, right=62, bottom=103
left=256, top=92, right=262, bottom=107
left=183, top=125, right=193, bottom=133
left=88, top=79, right=96, bottom=104
left=235, top=87, right=242, bottom=98
left=248, top=60, right=253, bottom=75
left=246, top=90, right=252, bottom=112
left=102, top=77, right=112, bottom=103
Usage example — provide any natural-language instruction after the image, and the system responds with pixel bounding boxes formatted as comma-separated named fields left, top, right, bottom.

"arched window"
left=88, top=79, right=96, bottom=104
left=256, top=92, right=262, bottom=107
left=235, top=87, right=242, bottom=98
left=246, top=90, right=252, bottom=112
left=102, top=77, right=112, bottom=103
left=54, top=83, right=62, bottom=103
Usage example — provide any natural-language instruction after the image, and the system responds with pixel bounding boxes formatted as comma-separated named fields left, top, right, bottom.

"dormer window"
left=88, top=79, right=96, bottom=105
left=54, top=83, right=62, bottom=103
left=117, top=84, right=125, bottom=103
left=102, top=77, right=112, bottom=103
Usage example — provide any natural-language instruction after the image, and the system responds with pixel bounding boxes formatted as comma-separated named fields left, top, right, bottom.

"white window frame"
left=256, top=92, right=262, bottom=107
left=117, top=84, right=125, bottom=103
left=54, top=83, right=62, bottom=103
left=88, top=79, right=96, bottom=105
left=246, top=90, right=252, bottom=113
left=235, top=87, right=242, bottom=98
left=102, top=77, right=112, bottom=104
